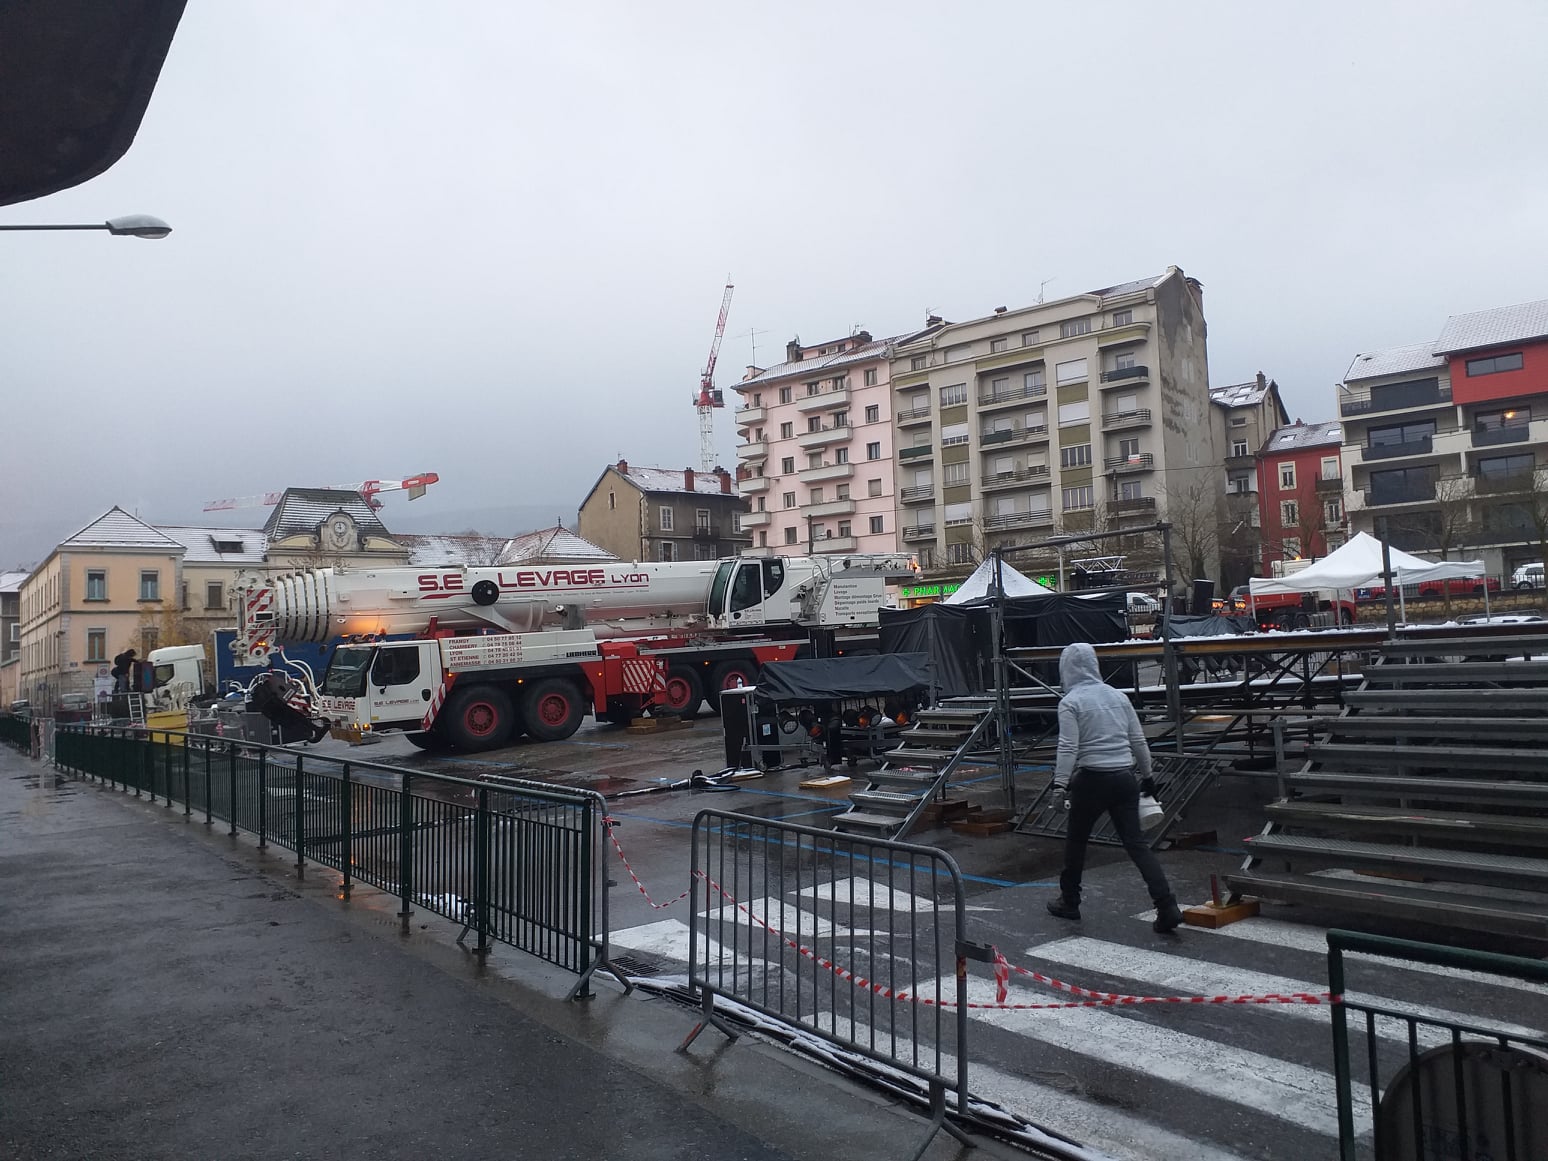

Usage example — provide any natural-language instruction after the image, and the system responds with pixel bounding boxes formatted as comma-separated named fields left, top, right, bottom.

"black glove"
left=1139, top=777, right=1157, bottom=797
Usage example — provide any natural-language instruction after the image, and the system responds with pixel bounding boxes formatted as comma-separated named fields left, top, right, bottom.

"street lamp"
left=0, top=214, right=171, bottom=239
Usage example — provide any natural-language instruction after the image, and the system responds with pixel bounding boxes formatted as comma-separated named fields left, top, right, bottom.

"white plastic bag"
left=1137, top=793, right=1164, bottom=830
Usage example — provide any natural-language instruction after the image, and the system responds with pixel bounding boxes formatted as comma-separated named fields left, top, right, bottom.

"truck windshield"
left=152, top=664, right=176, bottom=689
left=709, top=562, right=734, bottom=617
left=323, top=646, right=375, bottom=697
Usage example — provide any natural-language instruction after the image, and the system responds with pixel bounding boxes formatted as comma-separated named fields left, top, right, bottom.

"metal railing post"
left=473, top=786, right=491, bottom=956
left=257, top=749, right=268, bottom=849
left=203, top=740, right=213, bottom=825
left=339, top=764, right=353, bottom=900
left=398, top=772, right=414, bottom=932
left=294, top=753, right=306, bottom=878
left=227, top=742, right=238, bottom=836
left=1327, top=935, right=1356, bottom=1160
left=135, top=734, right=145, bottom=798
left=181, top=741, right=191, bottom=818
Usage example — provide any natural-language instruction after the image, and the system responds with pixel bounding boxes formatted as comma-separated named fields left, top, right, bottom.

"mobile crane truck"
left=230, top=552, right=916, bottom=751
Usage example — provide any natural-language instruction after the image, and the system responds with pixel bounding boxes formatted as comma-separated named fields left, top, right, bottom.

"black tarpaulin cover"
left=1162, top=613, right=1257, bottom=638
left=878, top=605, right=984, bottom=697
left=754, top=653, right=933, bottom=703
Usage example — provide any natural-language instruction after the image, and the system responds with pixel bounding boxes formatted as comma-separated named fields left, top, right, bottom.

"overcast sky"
left=4, top=0, right=1546, bottom=568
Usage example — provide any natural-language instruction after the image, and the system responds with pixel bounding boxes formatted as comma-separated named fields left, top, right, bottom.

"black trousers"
left=1058, top=766, right=1174, bottom=906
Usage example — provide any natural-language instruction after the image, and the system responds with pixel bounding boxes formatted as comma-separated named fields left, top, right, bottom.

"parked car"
left=1513, top=562, right=1545, bottom=590
left=1125, top=592, right=1160, bottom=615
left=1414, top=576, right=1502, bottom=598
left=54, top=692, right=95, bottom=724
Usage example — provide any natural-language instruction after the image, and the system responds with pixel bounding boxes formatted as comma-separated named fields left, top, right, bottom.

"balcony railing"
left=692, top=526, right=719, bottom=540
left=1314, top=474, right=1344, bottom=492
left=736, top=440, right=768, bottom=460
left=1472, top=425, right=1531, bottom=448
left=980, top=424, right=1049, bottom=446
left=895, top=405, right=932, bottom=425
left=1101, top=408, right=1152, bottom=430
left=1099, top=365, right=1149, bottom=384
left=797, top=462, right=854, bottom=484
left=798, top=425, right=851, bottom=449
left=737, top=475, right=771, bottom=493
left=1474, top=473, right=1536, bottom=496
left=899, top=445, right=934, bottom=460
left=900, top=484, right=934, bottom=503
left=1109, top=495, right=1157, bottom=513
left=977, top=384, right=1047, bottom=408
left=1362, top=435, right=1434, bottom=461
left=1339, top=378, right=1450, bottom=417
left=1104, top=452, right=1154, bottom=473
left=981, top=466, right=1052, bottom=489
left=1364, top=483, right=1436, bottom=506
left=901, top=524, right=937, bottom=542
left=983, top=510, right=1055, bottom=531
left=796, top=387, right=851, bottom=413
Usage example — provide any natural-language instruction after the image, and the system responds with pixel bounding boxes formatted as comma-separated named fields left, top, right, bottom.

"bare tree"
left=1157, top=473, right=1222, bottom=587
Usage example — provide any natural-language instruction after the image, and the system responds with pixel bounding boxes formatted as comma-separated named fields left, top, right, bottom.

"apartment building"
left=1211, top=375, right=1290, bottom=587
left=1256, top=421, right=1345, bottom=572
left=731, top=332, right=899, bottom=555
left=578, top=461, right=749, bottom=562
left=1, top=570, right=26, bottom=707
left=890, top=267, right=1214, bottom=583
left=1342, top=296, right=1548, bottom=574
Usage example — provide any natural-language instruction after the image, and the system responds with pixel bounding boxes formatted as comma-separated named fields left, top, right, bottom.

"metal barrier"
left=51, top=726, right=628, bottom=997
left=1328, top=930, right=1548, bottom=1160
left=682, top=808, right=981, bottom=1161
left=0, top=714, right=29, bottom=750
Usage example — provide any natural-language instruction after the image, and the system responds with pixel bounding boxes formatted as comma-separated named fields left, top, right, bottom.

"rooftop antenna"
left=739, top=325, right=768, bottom=367
left=1037, top=278, right=1055, bottom=304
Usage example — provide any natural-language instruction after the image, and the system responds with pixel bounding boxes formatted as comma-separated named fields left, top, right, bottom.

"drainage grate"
left=609, top=953, right=663, bottom=978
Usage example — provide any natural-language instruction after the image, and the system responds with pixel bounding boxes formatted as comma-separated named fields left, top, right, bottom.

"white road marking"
left=800, top=875, right=943, bottom=912
left=609, top=917, right=774, bottom=972
left=699, top=896, right=867, bottom=940
left=1032, top=937, right=1543, bottom=1047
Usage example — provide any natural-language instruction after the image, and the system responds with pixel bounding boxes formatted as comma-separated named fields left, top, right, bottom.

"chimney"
left=1256, top=371, right=1266, bottom=391
left=926, top=314, right=942, bottom=327
left=616, top=458, right=628, bottom=475
left=684, top=468, right=695, bottom=492
left=854, top=330, right=872, bottom=344
left=786, top=337, right=803, bottom=362
left=718, top=467, right=732, bottom=494
left=993, top=306, right=1007, bottom=314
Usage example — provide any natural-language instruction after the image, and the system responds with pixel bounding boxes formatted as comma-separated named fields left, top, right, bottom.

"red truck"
left=1228, top=584, right=1357, bottom=629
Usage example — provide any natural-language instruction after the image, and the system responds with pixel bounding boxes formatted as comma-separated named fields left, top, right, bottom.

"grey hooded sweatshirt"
left=1052, top=641, right=1152, bottom=784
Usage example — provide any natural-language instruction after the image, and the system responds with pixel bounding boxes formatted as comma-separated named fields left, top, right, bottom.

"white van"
left=1513, top=562, right=1545, bottom=590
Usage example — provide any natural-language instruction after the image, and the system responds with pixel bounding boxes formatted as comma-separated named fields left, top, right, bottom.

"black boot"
left=1046, top=895, right=1081, bottom=921
left=1153, top=896, right=1184, bottom=933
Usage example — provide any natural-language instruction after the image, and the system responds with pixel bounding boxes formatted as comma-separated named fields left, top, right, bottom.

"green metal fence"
left=1328, top=929, right=1548, bottom=1160
left=0, top=714, right=29, bottom=749
left=52, top=726, right=623, bottom=995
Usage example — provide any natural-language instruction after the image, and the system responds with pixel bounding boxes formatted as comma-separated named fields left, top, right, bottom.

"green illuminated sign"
left=899, top=583, right=962, bottom=599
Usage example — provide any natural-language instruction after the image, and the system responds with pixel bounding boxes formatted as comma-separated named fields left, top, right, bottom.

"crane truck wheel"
left=404, top=731, right=449, bottom=752
left=521, top=677, right=585, bottom=742
left=442, top=685, right=514, bottom=752
left=661, top=667, right=704, bottom=719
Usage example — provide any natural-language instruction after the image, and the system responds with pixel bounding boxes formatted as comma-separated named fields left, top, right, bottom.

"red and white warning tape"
left=603, top=817, right=692, bottom=911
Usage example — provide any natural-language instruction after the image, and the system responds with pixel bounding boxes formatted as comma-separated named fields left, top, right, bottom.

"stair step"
left=1243, top=832, right=1548, bottom=887
left=1324, top=717, right=1548, bottom=742
left=1361, top=661, right=1548, bottom=685
left=1265, top=799, right=1548, bottom=843
left=1283, top=771, right=1548, bottom=805
left=883, top=746, right=960, bottom=762
left=1380, top=632, right=1548, bottom=657
left=1344, top=690, right=1547, bottom=714
left=869, top=769, right=945, bottom=789
left=1223, top=870, right=1548, bottom=940
left=831, top=810, right=903, bottom=833
left=1306, top=743, right=1548, bottom=771
left=849, top=789, right=925, bottom=813
left=913, top=709, right=989, bottom=723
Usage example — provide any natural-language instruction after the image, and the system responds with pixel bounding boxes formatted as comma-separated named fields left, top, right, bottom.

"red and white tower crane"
left=203, top=472, right=441, bottom=512
left=694, top=278, right=734, bottom=472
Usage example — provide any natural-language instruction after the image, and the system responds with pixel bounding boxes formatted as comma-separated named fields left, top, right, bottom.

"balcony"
left=692, top=525, right=721, bottom=540
left=798, top=462, right=855, bottom=485
left=1109, top=495, right=1157, bottom=515
left=735, top=405, right=766, bottom=426
left=977, top=383, right=1047, bottom=410
left=738, top=510, right=771, bottom=528
left=1361, top=435, right=1433, bottom=462
left=737, top=475, right=770, bottom=494
left=899, top=445, right=934, bottom=462
left=895, top=404, right=932, bottom=427
left=1101, top=408, right=1152, bottom=432
left=1097, top=322, right=1150, bottom=347
left=1363, top=483, right=1436, bottom=507
left=1098, top=365, right=1149, bottom=385
left=980, top=424, right=1049, bottom=448
left=981, top=466, right=1051, bottom=491
left=797, top=387, right=851, bottom=413
left=1339, top=378, right=1450, bottom=417
left=805, top=499, right=856, bottom=519
left=798, top=425, right=852, bottom=450
left=1473, top=473, right=1536, bottom=497
left=900, top=484, right=934, bottom=504
left=901, top=524, right=937, bottom=543
left=1104, top=452, right=1155, bottom=474
left=1472, top=424, right=1531, bottom=448
left=1314, top=474, right=1343, bottom=492
left=983, top=510, right=1055, bottom=532
left=736, top=439, right=768, bottom=461
left=813, top=535, right=858, bottom=553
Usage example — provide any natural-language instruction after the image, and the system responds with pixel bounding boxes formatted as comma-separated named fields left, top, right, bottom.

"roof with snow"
left=1434, top=297, right=1548, bottom=355
left=1263, top=420, right=1342, bottom=453
left=736, top=337, right=897, bottom=389
left=1088, top=273, right=1167, bottom=299
left=398, top=534, right=510, bottom=568
left=1210, top=379, right=1273, bottom=409
left=611, top=465, right=739, bottom=498
left=0, top=570, right=28, bottom=594
left=1344, top=342, right=1447, bottom=383
left=497, top=525, right=616, bottom=565
left=60, top=507, right=185, bottom=551
left=262, top=489, right=393, bottom=540
left=156, top=525, right=268, bottom=564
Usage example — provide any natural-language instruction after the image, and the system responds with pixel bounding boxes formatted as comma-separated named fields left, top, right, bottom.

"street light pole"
left=0, top=214, right=171, bottom=238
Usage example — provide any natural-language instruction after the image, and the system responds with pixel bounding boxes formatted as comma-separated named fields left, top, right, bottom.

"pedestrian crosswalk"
left=608, top=878, right=1548, bottom=1161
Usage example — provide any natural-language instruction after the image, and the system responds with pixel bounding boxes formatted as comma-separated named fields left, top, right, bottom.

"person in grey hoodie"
left=1045, top=641, right=1183, bottom=933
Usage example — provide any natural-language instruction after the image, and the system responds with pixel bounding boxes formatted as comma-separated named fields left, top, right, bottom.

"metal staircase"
left=832, top=704, right=993, bottom=839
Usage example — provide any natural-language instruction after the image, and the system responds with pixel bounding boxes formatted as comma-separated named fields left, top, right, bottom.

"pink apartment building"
left=732, top=331, right=900, bottom=555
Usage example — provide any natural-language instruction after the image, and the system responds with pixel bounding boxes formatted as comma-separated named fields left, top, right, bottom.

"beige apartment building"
left=891, top=267, right=1215, bottom=585
left=578, top=461, right=750, bottom=562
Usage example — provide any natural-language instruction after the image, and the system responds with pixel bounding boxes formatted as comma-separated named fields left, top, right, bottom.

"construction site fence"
left=50, top=726, right=615, bottom=992
left=684, top=808, right=978, bottom=1158
left=1328, top=929, right=1548, bottom=1161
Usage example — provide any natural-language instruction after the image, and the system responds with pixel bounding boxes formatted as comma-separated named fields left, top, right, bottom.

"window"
left=1478, top=452, right=1535, bottom=482
left=784, top=527, right=799, bottom=545
left=806, top=381, right=820, bottom=396
left=1227, top=473, right=1253, bottom=494
left=809, top=488, right=824, bottom=504
left=1324, top=497, right=1343, bottom=523
left=1112, top=309, right=1133, bottom=326
left=945, top=542, right=975, bottom=565
left=1476, top=406, right=1531, bottom=433
left=695, top=508, right=711, bottom=531
left=1022, top=330, right=1040, bottom=346
left=808, top=452, right=824, bottom=469
left=1060, top=444, right=1092, bottom=468
left=752, top=393, right=761, bottom=406
left=1279, top=462, right=1296, bottom=489
left=139, top=571, right=160, bottom=601
left=864, top=368, right=878, bottom=386
left=1062, top=485, right=1094, bottom=511
left=755, top=427, right=765, bottom=441
left=659, top=541, right=675, bottom=561
left=779, top=421, right=793, bottom=439
left=758, top=531, right=768, bottom=547
left=834, top=446, right=849, bottom=464
left=939, top=383, right=967, bottom=407
left=1229, top=415, right=1247, bottom=427
left=1119, top=480, right=1144, bottom=500
left=864, top=404, right=879, bottom=423
left=86, top=630, right=106, bottom=663
left=947, top=345, right=971, bottom=362
left=835, top=483, right=850, bottom=500
left=607, top=490, right=616, bottom=510
left=811, top=523, right=826, bottom=540
left=989, top=376, right=1009, bottom=398
left=783, top=491, right=796, bottom=508
left=140, top=627, right=159, bottom=653
left=1117, top=437, right=1141, bottom=459
left=695, top=542, right=715, bottom=560
left=807, top=416, right=823, bottom=433
left=658, top=506, right=674, bottom=532
left=1281, top=537, right=1301, bottom=559
left=1055, top=358, right=1088, bottom=384
left=1024, top=369, right=1045, bottom=391
left=910, top=355, right=927, bottom=371
left=756, top=497, right=766, bottom=511
left=371, top=647, right=422, bottom=687
left=205, top=582, right=224, bottom=610
left=1368, top=419, right=1436, bottom=448
left=1465, top=352, right=1524, bottom=377
left=869, top=515, right=885, bottom=534
left=990, top=455, right=1014, bottom=477
left=944, top=502, right=973, bottom=525
left=85, top=570, right=106, bottom=601
left=1060, top=318, right=1092, bottom=338
left=1057, top=400, right=1090, bottom=426
left=832, top=410, right=848, bottom=427
left=779, top=386, right=793, bottom=404
left=941, top=422, right=969, bottom=446
left=868, top=478, right=882, bottom=497
left=990, top=337, right=1008, bottom=353
left=866, top=442, right=881, bottom=460
left=943, top=461, right=969, bottom=486
left=1114, top=351, right=1136, bottom=371
left=832, top=376, right=847, bottom=391
left=1231, top=440, right=1249, bottom=457
left=781, top=456, right=795, bottom=474
left=1321, top=456, right=1340, bottom=480
left=1281, top=500, right=1300, bottom=526
left=837, top=520, right=852, bottom=537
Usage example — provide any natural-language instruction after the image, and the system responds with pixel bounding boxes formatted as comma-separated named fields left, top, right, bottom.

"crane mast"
left=694, top=278, right=734, bottom=472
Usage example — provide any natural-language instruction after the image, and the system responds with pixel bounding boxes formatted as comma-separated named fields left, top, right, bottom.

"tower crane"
left=203, top=472, right=441, bottom=512
left=694, top=278, right=734, bottom=472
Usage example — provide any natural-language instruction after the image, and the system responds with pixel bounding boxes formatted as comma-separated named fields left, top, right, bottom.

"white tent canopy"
left=1248, top=531, right=1484, bottom=596
left=942, top=558, right=1052, bottom=604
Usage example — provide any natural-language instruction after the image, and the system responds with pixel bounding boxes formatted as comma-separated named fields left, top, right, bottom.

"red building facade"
left=1257, top=420, right=1344, bottom=571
